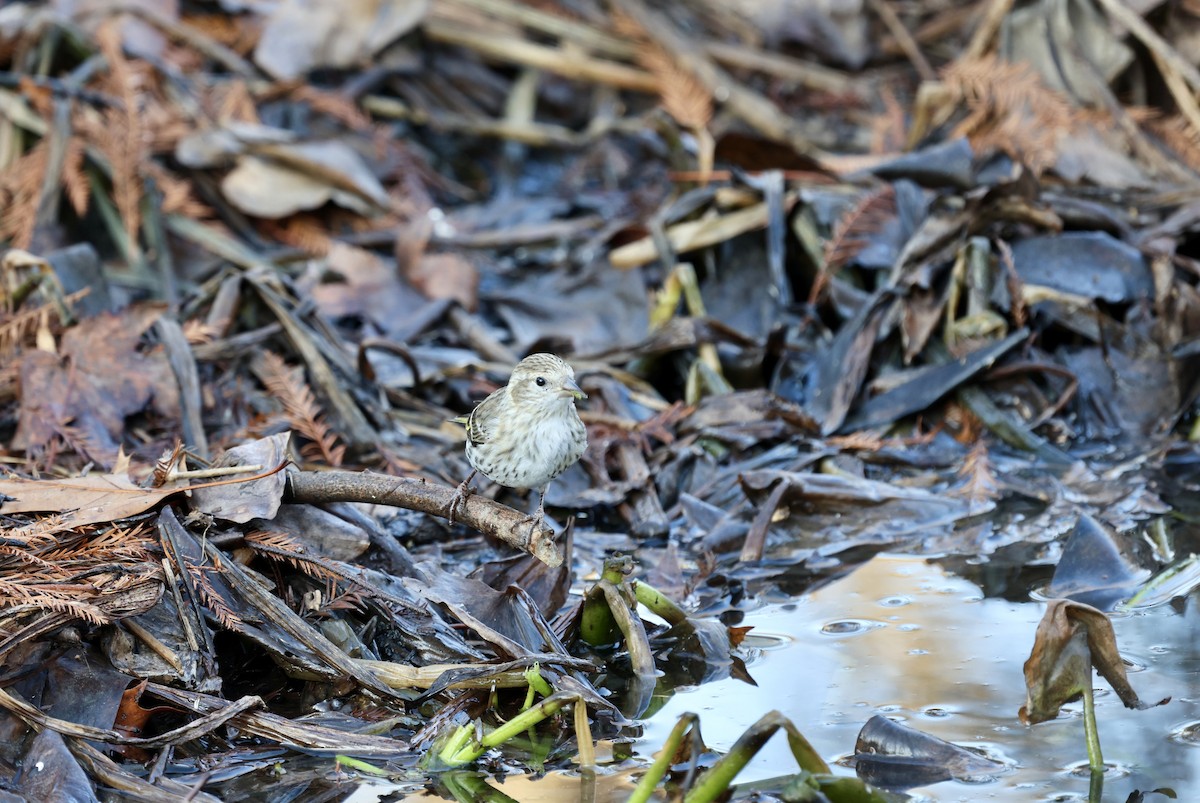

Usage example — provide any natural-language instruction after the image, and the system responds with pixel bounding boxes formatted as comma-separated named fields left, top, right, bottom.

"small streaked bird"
left=449, top=353, right=588, bottom=532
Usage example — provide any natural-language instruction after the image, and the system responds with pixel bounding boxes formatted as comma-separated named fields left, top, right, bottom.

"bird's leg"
left=516, top=487, right=548, bottom=541
left=447, top=469, right=477, bottom=524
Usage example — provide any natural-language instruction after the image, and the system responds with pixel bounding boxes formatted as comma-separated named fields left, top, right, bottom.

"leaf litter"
left=0, top=0, right=1200, bottom=799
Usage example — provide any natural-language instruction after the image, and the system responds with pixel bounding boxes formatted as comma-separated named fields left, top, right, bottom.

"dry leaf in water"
left=1020, top=599, right=1168, bottom=725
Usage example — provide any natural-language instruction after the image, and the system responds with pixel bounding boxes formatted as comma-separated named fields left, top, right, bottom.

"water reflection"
left=639, top=553, right=1193, bottom=800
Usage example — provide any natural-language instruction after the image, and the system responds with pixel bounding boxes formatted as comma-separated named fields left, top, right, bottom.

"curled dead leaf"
left=1020, top=599, right=1169, bottom=725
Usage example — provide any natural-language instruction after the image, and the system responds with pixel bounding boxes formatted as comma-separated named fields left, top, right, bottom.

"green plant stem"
left=335, top=755, right=389, bottom=777
left=627, top=713, right=698, bottom=803
left=441, top=691, right=577, bottom=767
left=1081, top=681, right=1104, bottom=773
left=634, top=580, right=689, bottom=626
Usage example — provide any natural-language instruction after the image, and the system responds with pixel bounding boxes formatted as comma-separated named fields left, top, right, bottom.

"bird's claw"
left=515, top=503, right=548, bottom=543
left=447, top=472, right=476, bottom=524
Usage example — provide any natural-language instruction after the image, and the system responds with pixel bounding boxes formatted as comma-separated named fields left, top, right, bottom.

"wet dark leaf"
left=774, top=290, right=892, bottom=434
left=1046, top=514, right=1149, bottom=610
left=852, top=714, right=1004, bottom=789
left=17, top=729, right=95, bottom=803
left=843, top=328, right=1028, bottom=431
left=1010, top=231, right=1152, bottom=303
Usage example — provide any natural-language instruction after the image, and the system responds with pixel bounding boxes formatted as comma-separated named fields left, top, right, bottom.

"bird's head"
left=508, top=353, right=586, bottom=409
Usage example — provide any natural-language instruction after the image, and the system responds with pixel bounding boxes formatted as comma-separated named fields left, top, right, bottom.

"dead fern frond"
left=0, top=577, right=74, bottom=600
left=811, top=186, right=897, bottom=304
left=182, top=320, right=220, bottom=345
left=260, top=215, right=334, bottom=256
left=0, top=595, right=110, bottom=625
left=211, top=78, right=260, bottom=125
left=825, top=431, right=886, bottom=451
left=612, top=7, right=713, bottom=178
left=0, top=305, right=49, bottom=359
left=942, top=55, right=1075, bottom=174
left=83, top=522, right=154, bottom=555
left=0, top=544, right=56, bottom=571
left=871, top=86, right=907, bottom=154
left=640, top=47, right=713, bottom=131
left=0, top=288, right=87, bottom=359
left=189, top=565, right=243, bottom=631
left=93, top=21, right=145, bottom=243
left=0, top=514, right=71, bottom=549
left=0, top=139, right=48, bottom=249
left=181, top=13, right=262, bottom=56
left=61, top=136, right=89, bottom=217
left=245, top=529, right=341, bottom=584
left=1148, top=113, right=1200, bottom=172
left=950, top=439, right=999, bottom=510
left=256, top=352, right=346, bottom=467
left=143, top=162, right=212, bottom=219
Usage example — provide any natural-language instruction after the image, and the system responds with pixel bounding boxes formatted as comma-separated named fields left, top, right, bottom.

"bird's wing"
left=464, top=388, right=504, bottom=445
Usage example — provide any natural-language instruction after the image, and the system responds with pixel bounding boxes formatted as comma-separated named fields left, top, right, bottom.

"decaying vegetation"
left=2, top=0, right=1200, bottom=799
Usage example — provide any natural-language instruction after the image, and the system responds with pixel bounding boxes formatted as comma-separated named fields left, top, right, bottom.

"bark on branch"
left=285, top=469, right=563, bottom=567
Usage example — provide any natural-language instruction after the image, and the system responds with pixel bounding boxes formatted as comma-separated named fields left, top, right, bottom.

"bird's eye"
left=535, top=377, right=546, bottom=387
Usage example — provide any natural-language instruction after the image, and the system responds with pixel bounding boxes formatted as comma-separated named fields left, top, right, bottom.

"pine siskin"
left=449, top=353, right=588, bottom=532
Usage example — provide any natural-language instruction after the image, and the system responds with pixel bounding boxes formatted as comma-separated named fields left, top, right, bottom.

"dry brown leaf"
left=221, top=140, right=389, bottom=218
left=1020, top=599, right=1168, bottom=725
left=13, top=305, right=179, bottom=467
left=305, top=241, right=424, bottom=331
left=0, top=472, right=176, bottom=531
left=407, top=252, right=478, bottom=311
left=13, top=305, right=179, bottom=465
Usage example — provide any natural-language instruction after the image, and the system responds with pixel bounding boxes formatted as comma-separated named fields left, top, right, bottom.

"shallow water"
left=639, top=553, right=1193, bottom=801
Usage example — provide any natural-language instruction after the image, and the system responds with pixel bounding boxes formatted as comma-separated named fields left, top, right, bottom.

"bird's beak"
left=562, top=378, right=587, bottom=400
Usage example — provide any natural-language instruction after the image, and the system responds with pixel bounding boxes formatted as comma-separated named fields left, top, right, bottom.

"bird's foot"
left=447, top=471, right=476, bottom=524
left=515, top=502, right=548, bottom=543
